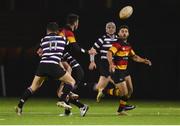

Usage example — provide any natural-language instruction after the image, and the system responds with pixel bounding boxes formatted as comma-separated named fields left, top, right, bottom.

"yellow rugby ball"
left=119, top=6, right=133, bottom=20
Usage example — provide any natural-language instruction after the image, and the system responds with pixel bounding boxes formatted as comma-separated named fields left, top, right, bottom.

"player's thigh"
left=96, top=76, right=109, bottom=89
left=125, top=75, right=133, bottom=92
left=30, top=76, right=46, bottom=91
left=59, top=72, right=75, bottom=86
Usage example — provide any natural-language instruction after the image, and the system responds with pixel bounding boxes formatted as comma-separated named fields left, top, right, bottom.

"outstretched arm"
left=131, top=54, right=152, bottom=66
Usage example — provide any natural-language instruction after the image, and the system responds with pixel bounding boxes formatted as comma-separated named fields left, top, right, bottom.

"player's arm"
left=88, top=38, right=103, bottom=70
left=88, top=54, right=96, bottom=70
left=107, top=44, right=119, bottom=72
left=64, top=30, right=91, bottom=55
left=68, top=42, right=87, bottom=54
left=107, top=51, right=116, bottom=72
left=90, top=38, right=103, bottom=56
left=88, top=47, right=97, bottom=70
left=36, top=39, right=43, bottom=57
left=131, top=54, right=152, bottom=66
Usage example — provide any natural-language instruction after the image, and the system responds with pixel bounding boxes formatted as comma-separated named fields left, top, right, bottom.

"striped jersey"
left=109, top=39, right=135, bottom=70
left=93, top=34, right=118, bottom=59
left=40, top=33, right=67, bottom=65
left=62, top=51, right=80, bottom=69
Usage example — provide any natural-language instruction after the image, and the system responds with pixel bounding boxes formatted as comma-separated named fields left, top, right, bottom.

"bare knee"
left=96, top=76, right=109, bottom=90
left=71, top=78, right=76, bottom=86
left=59, top=72, right=76, bottom=87
left=116, top=82, right=128, bottom=96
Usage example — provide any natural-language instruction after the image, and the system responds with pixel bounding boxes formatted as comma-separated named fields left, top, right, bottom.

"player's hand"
left=89, top=62, right=97, bottom=70
left=37, top=48, right=43, bottom=57
left=144, top=58, right=152, bottom=66
left=88, top=48, right=97, bottom=55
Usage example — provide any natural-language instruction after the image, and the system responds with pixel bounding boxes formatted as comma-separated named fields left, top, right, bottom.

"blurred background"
left=0, top=0, right=179, bottom=100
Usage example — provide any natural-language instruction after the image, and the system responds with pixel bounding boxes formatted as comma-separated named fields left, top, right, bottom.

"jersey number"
left=49, top=41, right=57, bottom=50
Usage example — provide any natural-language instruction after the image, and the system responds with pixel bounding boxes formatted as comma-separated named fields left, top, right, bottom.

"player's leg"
left=110, top=70, right=135, bottom=115
left=115, top=81, right=129, bottom=115
left=15, top=76, right=45, bottom=115
left=125, top=75, right=133, bottom=98
left=71, top=66, right=84, bottom=90
left=116, top=82, right=135, bottom=115
left=124, top=75, right=136, bottom=110
left=96, top=59, right=111, bottom=102
left=57, top=71, right=75, bottom=109
left=57, top=83, right=72, bottom=116
left=96, top=76, right=109, bottom=102
left=57, top=82, right=64, bottom=98
left=70, top=66, right=89, bottom=116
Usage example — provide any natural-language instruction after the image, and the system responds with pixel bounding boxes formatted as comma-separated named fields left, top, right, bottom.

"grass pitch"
left=0, top=97, right=180, bottom=125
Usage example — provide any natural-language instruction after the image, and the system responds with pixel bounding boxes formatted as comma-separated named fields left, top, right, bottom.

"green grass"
left=0, top=97, right=180, bottom=125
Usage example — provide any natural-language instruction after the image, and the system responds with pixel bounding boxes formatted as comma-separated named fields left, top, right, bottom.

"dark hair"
left=119, top=25, right=129, bottom=30
left=66, top=13, right=79, bottom=25
left=46, top=22, right=59, bottom=32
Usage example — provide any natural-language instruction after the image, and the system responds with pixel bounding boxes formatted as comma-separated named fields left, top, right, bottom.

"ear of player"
left=119, top=5, right=133, bottom=20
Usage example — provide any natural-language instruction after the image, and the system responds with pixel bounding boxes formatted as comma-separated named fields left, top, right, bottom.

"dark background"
left=0, top=0, right=179, bottom=100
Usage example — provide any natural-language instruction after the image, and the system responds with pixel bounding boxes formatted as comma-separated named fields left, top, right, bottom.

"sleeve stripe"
left=94, top=43, right=100, bottom=48
left=98, top=38, right=104, bottom=44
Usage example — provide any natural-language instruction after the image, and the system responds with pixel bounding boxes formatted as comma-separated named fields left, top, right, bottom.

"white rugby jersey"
left=40, top=33, right=68, bottom=64
left=93, top=34, right=118, bottom=59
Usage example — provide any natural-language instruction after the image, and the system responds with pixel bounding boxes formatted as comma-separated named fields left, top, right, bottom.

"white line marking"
left=1, top=111, right=180, bottom=116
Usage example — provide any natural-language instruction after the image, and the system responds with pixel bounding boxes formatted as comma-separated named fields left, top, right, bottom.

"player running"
left=15, top=22, right=75, bottom=116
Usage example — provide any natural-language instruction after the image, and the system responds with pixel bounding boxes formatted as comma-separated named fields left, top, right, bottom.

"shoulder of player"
left=112, top=42, right=121, bottom=48
left=60, top=27, right=74, bottom=37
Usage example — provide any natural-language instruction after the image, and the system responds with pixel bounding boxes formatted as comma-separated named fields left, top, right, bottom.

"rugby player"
left=15, top=22, right=75, bottom=116
left=107, top=25, right=152, bottom=115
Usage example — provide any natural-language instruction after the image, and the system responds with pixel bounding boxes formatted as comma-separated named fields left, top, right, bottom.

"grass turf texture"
left=0, top=97, right=180, bottom=125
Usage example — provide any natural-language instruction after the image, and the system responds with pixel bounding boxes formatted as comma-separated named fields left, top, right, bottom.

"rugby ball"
left=119, top=6, right=133, bottom=19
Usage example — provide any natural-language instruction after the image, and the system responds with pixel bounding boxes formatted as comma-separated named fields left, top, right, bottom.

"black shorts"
left=36, top=63, right=66, bottom=80
left=111, top=69, right=130, bottom=84
left=99, top=59, right=111, bottom=78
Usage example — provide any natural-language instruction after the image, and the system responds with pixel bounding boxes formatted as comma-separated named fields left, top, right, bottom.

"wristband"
left=90, top=54, right=95, bottom=62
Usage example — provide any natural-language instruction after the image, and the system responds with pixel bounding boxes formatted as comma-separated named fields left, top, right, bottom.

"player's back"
left=40, top=33, right=67, bottom=65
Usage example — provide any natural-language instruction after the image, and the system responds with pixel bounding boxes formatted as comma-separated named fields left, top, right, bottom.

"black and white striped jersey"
left=93, top=34, right=118, bottom=59
left=40, top=33, right=67, bottom=65
left=62, top=51, right=80, bottom=69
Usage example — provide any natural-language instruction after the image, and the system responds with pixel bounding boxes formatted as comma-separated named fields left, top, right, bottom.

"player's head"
left=46, top=22, right=59, bottom=34
left=105, top=22, right=116, bottom=35
left=118, top=25, right=129, bottom=40
left=66, top=13, right=79, bottom=30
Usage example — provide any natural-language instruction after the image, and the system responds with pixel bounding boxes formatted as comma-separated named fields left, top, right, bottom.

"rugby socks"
left=64, top=102, right=71, bottom=115
left=69, top=99, right=84, bottom=108
left=18, top=87, right=33, bottom=108
left=104, top=88, right=120, bottom=96
left=59, top=84, right=73, bottom=102
left=119, top=97, right=128, bottom=107
left=118, top=96, right=128, bottom=112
